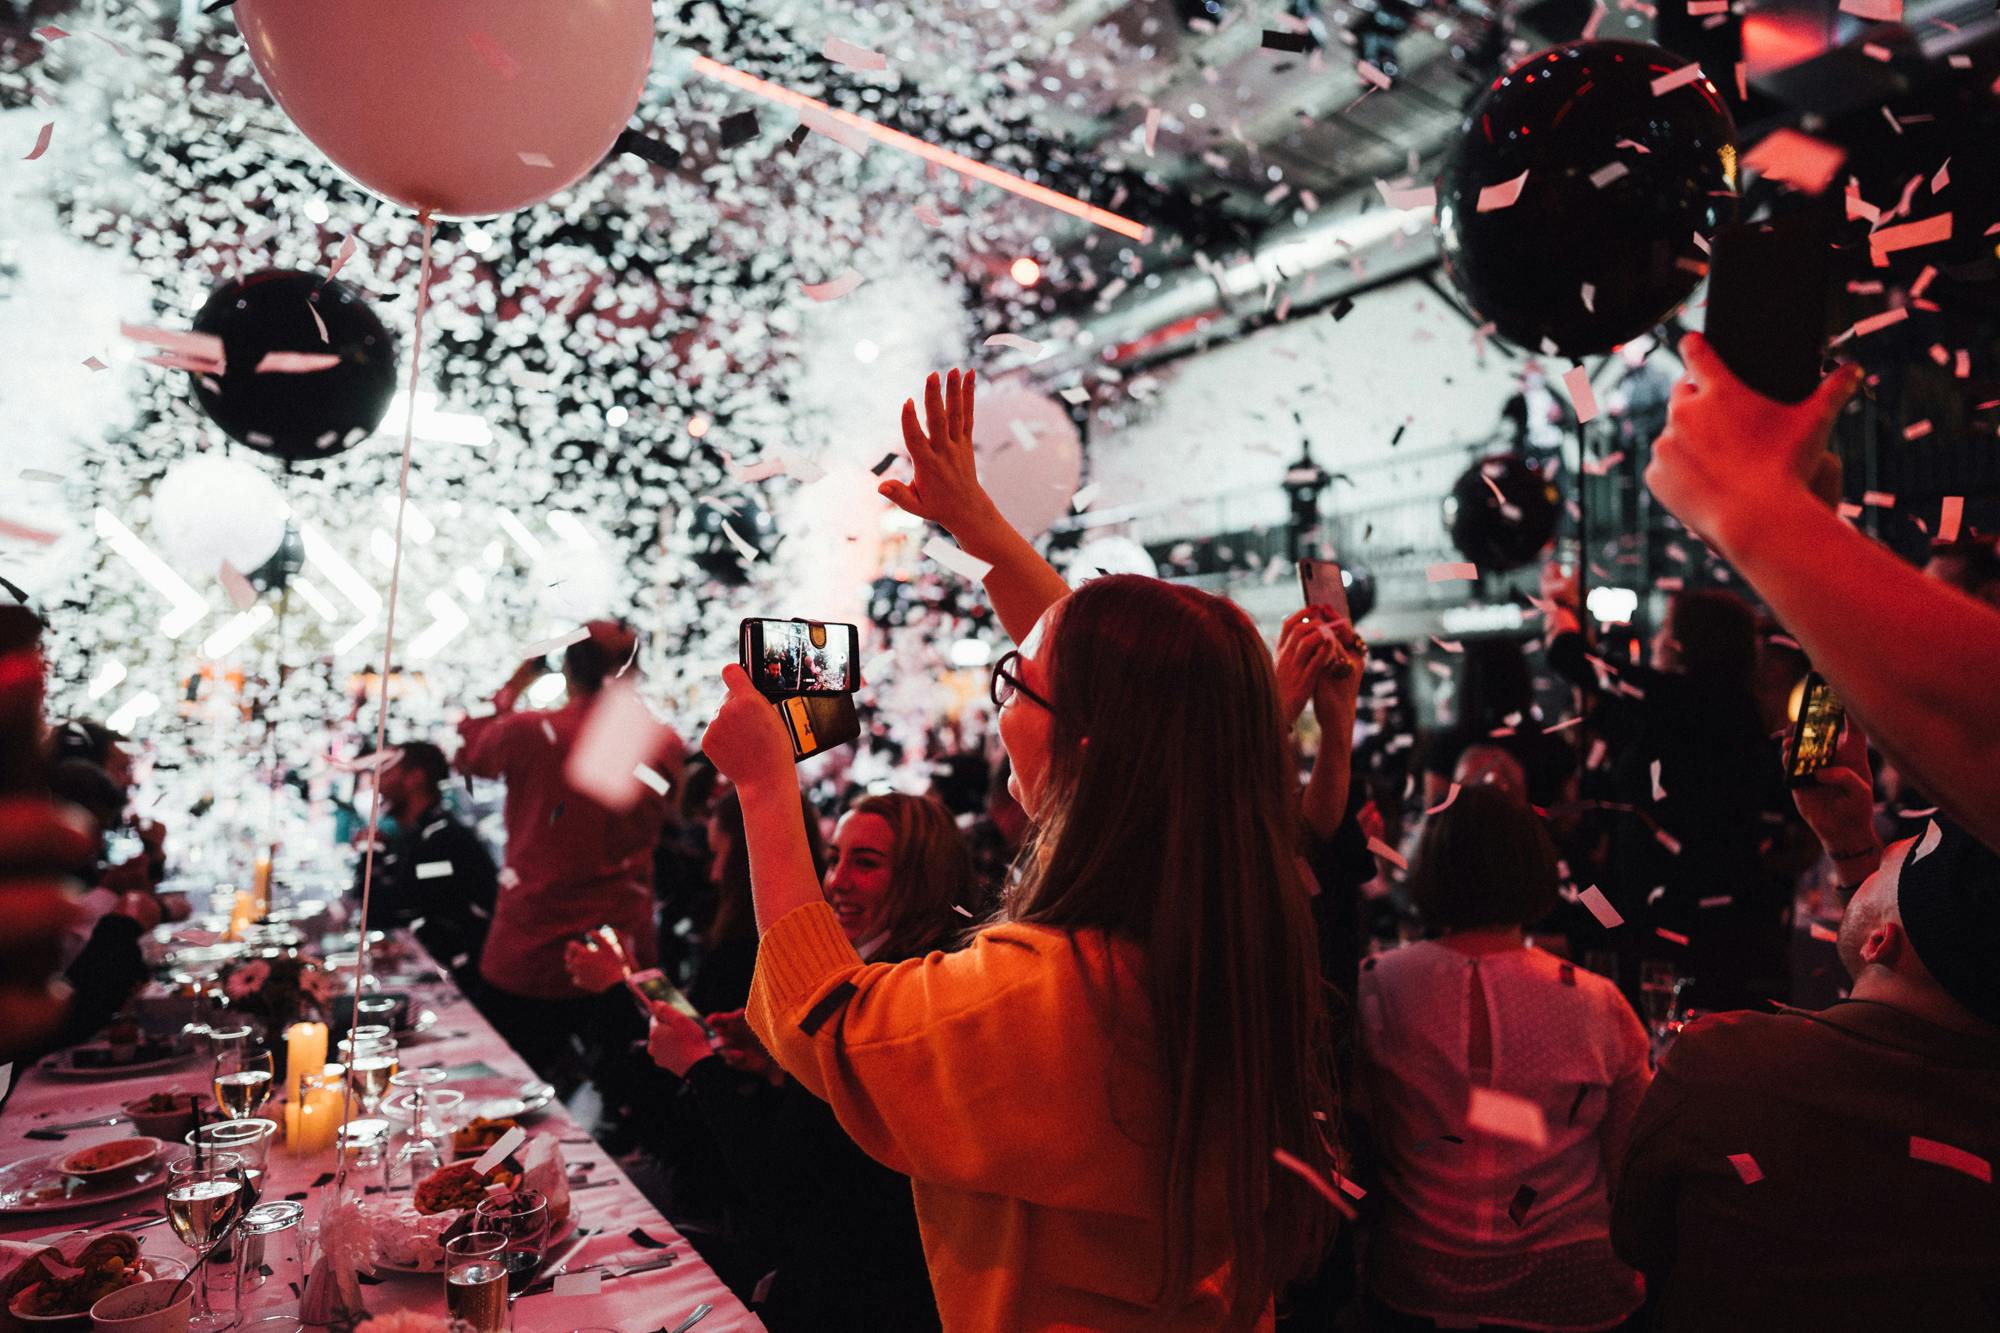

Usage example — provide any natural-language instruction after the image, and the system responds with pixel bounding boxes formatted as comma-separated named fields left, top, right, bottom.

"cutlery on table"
left=29, top=1112, right=128, bottom=1136
left=514, top=1232, right=592, bottom=1295
left=667, top=1304, right=713, bottom=1333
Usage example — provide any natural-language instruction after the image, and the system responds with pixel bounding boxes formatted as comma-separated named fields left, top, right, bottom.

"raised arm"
left=877, top=369, right=1073, bottom=646
left=1646, top=334, right=2000, bottom=849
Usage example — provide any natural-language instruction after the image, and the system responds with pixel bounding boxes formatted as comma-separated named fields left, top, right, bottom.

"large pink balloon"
left=237, top=0, right=654, bottom=219
left=972, top=387, right=1083, bottom=538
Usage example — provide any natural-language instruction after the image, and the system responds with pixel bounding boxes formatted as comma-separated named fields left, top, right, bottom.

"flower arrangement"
left=353, top=1313, right=471, bottom=1333
left=220, top=952, right=333, bottom=1025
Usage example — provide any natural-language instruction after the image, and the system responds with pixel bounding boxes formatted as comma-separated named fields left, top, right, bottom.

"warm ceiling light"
left=1010, top=257, right=1042, bottom=287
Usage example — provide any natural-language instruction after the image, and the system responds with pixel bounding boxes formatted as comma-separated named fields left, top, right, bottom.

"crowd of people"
left=5, top=342, right=1998, bottom=1330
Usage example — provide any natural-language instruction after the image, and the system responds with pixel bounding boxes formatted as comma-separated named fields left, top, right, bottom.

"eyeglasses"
left=990, top=650, right=1058, bottom=716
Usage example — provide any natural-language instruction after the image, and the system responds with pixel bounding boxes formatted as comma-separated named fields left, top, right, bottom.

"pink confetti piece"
left=727, top=456, right=790, bottom=484
left=799, top=107, right=873, bottom=155
left=1809, top=921, right=1839, bottom=943
left=984, top=333, right=1044, bottom=357
left=1356, top=60, right=1393, bottom=91
left=1835, top=307, right=1909, bottom=344
left=1579, top=886, right=1624, bottom=928
left=1376, top=179, right=1436, bottom=211
left=34, top=24, right=68, bottom=39
left=1870, top=213, right=1951, bottom=261
left=1589, top=161, right=1630, bottom=188
left=1912, top=819, right=1942, bottom=863
left=802, top=271, right=865, bottom=302
left=1365, top=836, right=1407, bottom=871
left=83, top=356, right=107, bottom=371
left=1656, top=927, right=1691, bottom=946
left=1839, top=0, right=1902, bottom=18
left=1542, top=717, right=1583, bottom=734
left=1655, top=829, right=1683, bottom=856
left=1741, top=129, right=1846, bottom=196
left=517, top=151, right=554, bottom=168
left=1903, top=419, right=1933, bottom=440
left=822, top=35, right=888, bottom=72
left=1271, top=1148, right=1359, bottom=1220
left=565, top=682, right=672, bottom=813
left=467, top=30, right=521, bottom=79
left=1582, top=1, right=1608, bottom=38
left=1698, top=894, right=1733, bottom=908
left=1651, top=63, right=1705, bottom=96
left=1687, top=0, right=1728, bottom=12
left=924, top=535, right=993, bottom=581
left=23, top=121, right=53, bottom=161
left=1475, top=171, right=1529, bottom=213
left=324, top=234, right=358, bottom=284
left=254, top=351, right=342, bottom=374
left=1863, top=490, right=1897, bottom=508
left=1939, top=496, right=1964, bottom=544
left=0, top=516, right=60, bottom=545
left=1909, top=1136, right=1991, bottom=1183
left=1143, top=107, right=1162, bottom=157
left=1563, top=366, right=1599, bottom=423
left=1467, top=1088, right=1550, bottom=1148
left=218, top=560, right=258, bottom=612
left=1425, top=783, right=1461, bottom=816
left=1727, top=1153, right=1765, bottom=1184
left=1427, top=561, right=1479, bottom=582
left=914, top=202, right=944, bottom=227
left=1931, top=158, right=1950, bottom=192
left=308, top=301, right=329, bottom=344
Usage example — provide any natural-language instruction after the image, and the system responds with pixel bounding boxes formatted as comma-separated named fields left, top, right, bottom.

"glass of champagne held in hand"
left=166, top=1151, right=248, bottom=1333
left=444, top=1232, right=510, bottom=1333
left=210, top=1026, right=276, bottom=1120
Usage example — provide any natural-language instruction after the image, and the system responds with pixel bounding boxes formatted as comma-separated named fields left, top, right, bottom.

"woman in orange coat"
left=700, top=369, right=1349, bottom=1330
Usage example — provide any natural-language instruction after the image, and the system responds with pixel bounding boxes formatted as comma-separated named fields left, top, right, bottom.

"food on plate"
left=412, top=1162, right=518, bottom=1216
left=123, top=1093, right=199, bottom=1139
left=60, top=1140, right=156, bottom=1175
left=359, top=1198, right=459, bottom=1272
left=3, top=1235, right=146, bottom=1319
left=70, top=1034, right=177, bottom=1069
left=130, top=1093, right=186, bottom=1115
left=518, top=1136, right=571, bottom=1233
left=450, top=1117, right=520, bottom=1157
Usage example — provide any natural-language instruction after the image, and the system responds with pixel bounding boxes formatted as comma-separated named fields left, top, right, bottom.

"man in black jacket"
left=358, top=741, right=497, bottom=982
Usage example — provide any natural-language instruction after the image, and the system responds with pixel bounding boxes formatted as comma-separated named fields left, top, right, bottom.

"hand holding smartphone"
left=1704, top=206, right=1834, bottom=405
left=1785, top=672, right=1847, bottom=787
left=737, top=618, right=863, bottom=762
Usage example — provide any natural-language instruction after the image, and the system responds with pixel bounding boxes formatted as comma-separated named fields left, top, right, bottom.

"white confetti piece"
left=1427, top=562, right=1479, bottom=583
left=517, top=151, right=554, bottom=168
left=923, top=535, right=993, bottom=581
left=984, top=333, right=1044, bottom=357
left=1562, top=365, right=1599, bottom=423
left=1468, top=1087, right=1549, bottom=1148
left=1650, top=759, right=1666, bottom=802
left=1059, top=385, right=1091, bottom=405
left=565, top=681, right=672, bottom=813
left=219, top=560, right=258, bottom=611
left=1376, top=180, right=1436, bottom=211
left=1579, top=886, right=1624, bottom=928
left=1070, top=482, right=1101, bottom=511
left=1911, top=819, right=1941, bottom=863
left=472, top=1126, right=528, bottom=1176
left=18, top=468, right=64, bottom=484
left=255, top=351, right=341, bottom=374
left=1589, top=161, right=1630, bottom=189
left=1909, top=1135, right=1990, bottom=1182
left=718, top=520, right=760, bottom=563
left=522, top=626, right=590, bottom=659
left=802, top=271, right=865, bottom=302
left=24, top=121, right=53, bottom=161
left=634, top=763, right=670, bottom=796
left=799, top=107, right=873, bottom=155
left=1365, top=836, right=1407, bottom=870
left=1272, top=1148, right=1359, bottom=1220
left=822, top=35, right=888, bottom=72
left=552, top=1272, right=604, bottom=1298
left=415, top=861, right=454, bottom=880
left=308, top=300, right=329, bottom=344
left=1651, top=63, right=1705, bottom=96
left=1476, top=171, right=1529, bottom=213
left=1727, top=1153, right=1764, bottom=1184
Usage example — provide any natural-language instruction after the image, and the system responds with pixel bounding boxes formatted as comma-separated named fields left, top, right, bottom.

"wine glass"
left=166, top=1151, right=249, bottom=1333
left=336, top=1031, right=398, bottom=1118
left=444, top=1232, right=510, bottom=1333
left=473, top=1188, right=550, bottom=1293
left=210, top=1026, right=276, bottom=1120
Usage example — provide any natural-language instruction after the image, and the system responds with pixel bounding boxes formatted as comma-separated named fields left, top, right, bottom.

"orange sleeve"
left=747, top=901, right=1134, bottom=1211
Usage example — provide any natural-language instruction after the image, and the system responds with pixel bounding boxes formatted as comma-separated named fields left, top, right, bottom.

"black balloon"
left=1436, top=40, right=1739, bottom=358
left=1443, top=454, right=1562, bottom=572
left=190, top=270, right=397, bottom=465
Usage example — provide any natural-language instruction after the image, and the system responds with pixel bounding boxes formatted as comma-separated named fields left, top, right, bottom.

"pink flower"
left=300, top=967, right=333, bottom=1004
left=223, top=959, right=270, bottom=1000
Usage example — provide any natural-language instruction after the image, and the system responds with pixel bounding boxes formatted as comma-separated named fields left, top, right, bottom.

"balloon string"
left=331, top=210, right=436, bottom=1194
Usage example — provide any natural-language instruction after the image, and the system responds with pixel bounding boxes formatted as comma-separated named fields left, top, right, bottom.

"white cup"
left=91, top=1280, right=193, bottom=1333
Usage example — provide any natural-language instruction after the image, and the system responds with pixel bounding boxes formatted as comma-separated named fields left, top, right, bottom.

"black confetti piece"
left=1261, top=29, right=1312, bottom=52
left=283, top=1191, right=308, bottom=1202
left=627, top=1227, right=668, bottom=1250
left=782, top=124, right=810, bottom=156
left=356, top=1272, right=384, bottom=1287
left=615, top=130, right=681, bottom=170
left=1389, top=424, right=1406, bottom=447
left=1440, top=1134, right=1464, bottom=1144
left=310, top=1172, right=334, bottom=1189
left=1330, top=297, right=1355, bottom=322
left=869, top=453, right=899, bottom=476
left=1568, top=1084, right=1590, bottom=1124
left=719, top=110, right=759, bottom=149
left=1558, top=962, right=1576, bottom=987
left=25, top=1129, right=67, bottom=1141
left=1508, top=1184, right=1538, bottom=1226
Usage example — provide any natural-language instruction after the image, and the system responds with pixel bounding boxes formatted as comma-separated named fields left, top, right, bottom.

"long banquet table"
left=0, top=954, right=765, bottom=1333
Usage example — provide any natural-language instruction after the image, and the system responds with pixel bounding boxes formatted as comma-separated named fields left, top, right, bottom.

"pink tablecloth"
left=0, top=971, right=763, bottom=1333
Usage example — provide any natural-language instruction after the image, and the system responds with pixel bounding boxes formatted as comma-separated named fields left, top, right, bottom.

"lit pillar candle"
left=284, top=1021, right=327, bottom=1104
left=252, top=854, right=273, bottom=913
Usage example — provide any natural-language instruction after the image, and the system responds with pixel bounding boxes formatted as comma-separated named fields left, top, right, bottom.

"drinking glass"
left=181, top=968, right=225, bottom=1040
left=357, top=994, right=400, bottom=1034
left=444, top=1232, right=510, bottom=1333
left=331, top=1119, right=390, bottom=1203
left=336, top=1032, right=398, bottom=1117
left=473, top=1188, right=550, bottom=1293
left=235, top=1201, right=307, bottom=1333
left=388, top=1081, right=461, bottom=1188
left=187, top=1120, right=276, bottom=1215
left=166, top=1151, right=249, bottom=1333
left=211, top=1027, right=277, bottom=1121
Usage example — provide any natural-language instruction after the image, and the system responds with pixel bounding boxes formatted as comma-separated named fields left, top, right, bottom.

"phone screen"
left=627, top=969, right=710, bottom=1031
left=742, top=619, right=859, bottom=696
left=1704, top=206, right=1834, bottom=405
left=1298, top=558, right=1352, bottom=622
left=1786, top=673, right=1845, bottom=786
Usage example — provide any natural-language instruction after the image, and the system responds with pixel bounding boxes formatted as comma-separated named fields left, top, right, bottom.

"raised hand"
left=877, top=369, right=1009, bottom=551
left=1311, top=615, right=1367, bottom=727
left=700, top=663, right=797, bottom=797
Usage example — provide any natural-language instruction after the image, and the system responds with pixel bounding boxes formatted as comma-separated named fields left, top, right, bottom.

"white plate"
left=465, top=1080, right=556, bottom=1124
left=39, top=1048, right=194, bottom=1081
left=372, top=1211, right=578, bottom=1275
left=0, top=1156, right=169, bottom=1215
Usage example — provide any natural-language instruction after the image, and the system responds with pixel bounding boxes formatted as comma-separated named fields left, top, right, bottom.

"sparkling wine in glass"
left=210, top=1026, right=276, bottom=1120
left=166, top=1152, right=248, bottom=1333
left=444, top=1232, right=510, bottom=1333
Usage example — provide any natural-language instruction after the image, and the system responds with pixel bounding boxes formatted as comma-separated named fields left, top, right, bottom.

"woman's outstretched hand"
left=878, top=369, right=1008, bottom=551
left=701, top=663, right=796, bottom=797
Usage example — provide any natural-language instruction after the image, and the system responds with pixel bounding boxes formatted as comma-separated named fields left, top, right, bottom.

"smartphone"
left=1785, top=672, right=1846, bottom=786
left=777, top=691, right=860, bottom=763
left=1704, top=206, right=1834, bottom=404
left=739, top=618, right=861, bottom=697
left=627, top=968, right=710, bottom=1032
left=1298, top=558, right=1351, bottom=622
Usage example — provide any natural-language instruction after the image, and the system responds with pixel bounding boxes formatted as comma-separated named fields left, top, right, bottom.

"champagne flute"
left=444, top=1232, right=510, bottom=1333
left=210, top=1026, right=276, bottom=1120
left=166, top=1152, right=247, bottom=1333
left=337, top=1032, right=398, bottom=1118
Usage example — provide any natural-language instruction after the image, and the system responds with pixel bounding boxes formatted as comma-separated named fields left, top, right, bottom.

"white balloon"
left=971, top=387, right=1082, bottom=538
left=1068, top=536, right=1158, bottom=587
left=149, top=455, right=288, bottom=578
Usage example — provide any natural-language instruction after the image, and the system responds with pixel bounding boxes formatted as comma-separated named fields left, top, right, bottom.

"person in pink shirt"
left=455, top=618, right=681, bottom=1084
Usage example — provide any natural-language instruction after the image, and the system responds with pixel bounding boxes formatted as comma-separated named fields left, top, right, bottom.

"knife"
left=514, top=1233, right=593, bottom=1296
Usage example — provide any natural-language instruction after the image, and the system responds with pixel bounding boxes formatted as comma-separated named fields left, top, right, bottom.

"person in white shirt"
left=1357, top=784, right=1650, bottom=1331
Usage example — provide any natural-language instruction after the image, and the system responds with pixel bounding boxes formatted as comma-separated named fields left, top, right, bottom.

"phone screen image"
left=1298, top=558, right=1352, bottom=622
left=747, top=619, right=858, bottom=695
left=1786, top=674, right=1845, bottom=786
left=628, top=969, right=708, bottom=1029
